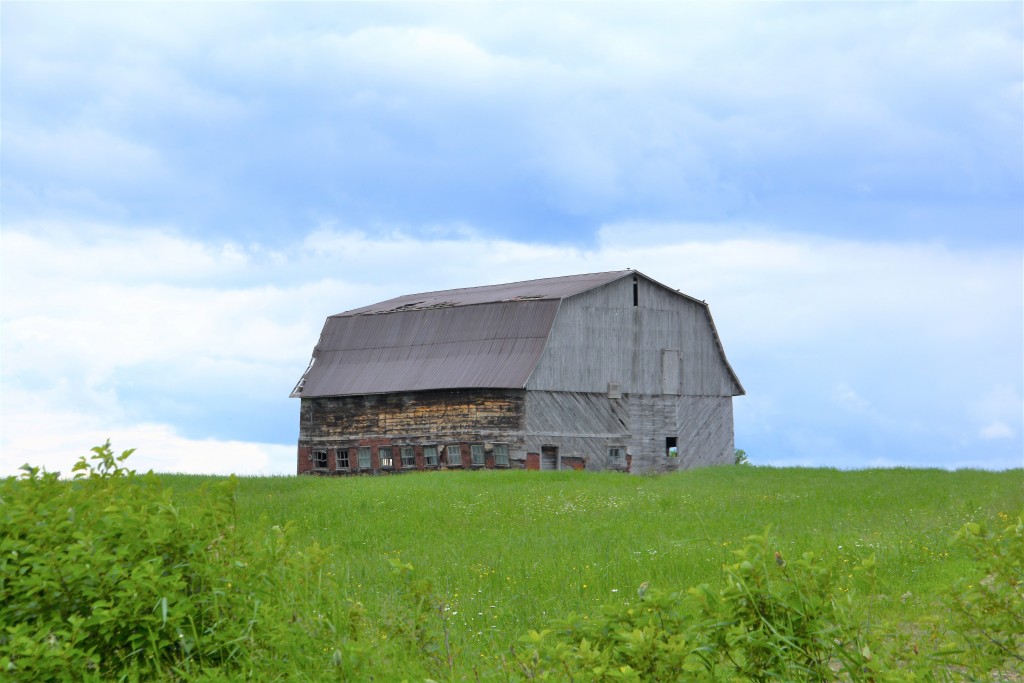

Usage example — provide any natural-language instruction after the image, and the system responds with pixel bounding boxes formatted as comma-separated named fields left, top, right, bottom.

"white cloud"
left=1, top=223, right=251, bottom=289
left=832, top=383, right=873, bottom=415
left=597, top=222, right=1022, bottom=358
left=979, top=422, right=1014, bottom=441
left=0, top=389, right=293, bottom=477
left=970, top=386, right=1023, bottom=443
left=14, top=4, right=1017, bottom=171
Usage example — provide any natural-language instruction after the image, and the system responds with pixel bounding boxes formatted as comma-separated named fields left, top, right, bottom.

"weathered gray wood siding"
left=624, top=394, right=676, bottom=473
left=522, top=390, right=631, bottom=470
left=627, top=394, right=734, bottom=473
left=676, top=396, right=734, bottom=469
left=526, top=276, right=740, bottom=397
left=521, top=390, right=734, bottom=472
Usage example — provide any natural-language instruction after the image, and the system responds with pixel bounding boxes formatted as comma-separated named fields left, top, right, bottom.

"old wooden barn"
left=291, top=270, right=743, bottom=475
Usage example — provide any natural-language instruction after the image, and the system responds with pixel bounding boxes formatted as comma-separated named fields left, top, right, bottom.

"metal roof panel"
left=300, top=300, right=559, bottom=396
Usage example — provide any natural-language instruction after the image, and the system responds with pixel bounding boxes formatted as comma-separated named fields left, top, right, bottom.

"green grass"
left=162, top=466, right=1023, bottom=678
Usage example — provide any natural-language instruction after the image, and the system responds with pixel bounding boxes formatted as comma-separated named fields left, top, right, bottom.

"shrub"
left=938, top=514, right=1023, bottom=679
left=698, top=528, right=875, bottom=682
left=515, top=587, right=703, bottom=681
left=515, top=528, right=876, bottom=682
left=0, top=442, right=363, bottom=681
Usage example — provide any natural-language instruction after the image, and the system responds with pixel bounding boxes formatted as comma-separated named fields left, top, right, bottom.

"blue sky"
left=2, top=2, right=1021, bottom=475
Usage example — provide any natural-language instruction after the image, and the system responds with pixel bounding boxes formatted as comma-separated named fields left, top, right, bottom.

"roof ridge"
left=334, top=270, right=634, bottom=317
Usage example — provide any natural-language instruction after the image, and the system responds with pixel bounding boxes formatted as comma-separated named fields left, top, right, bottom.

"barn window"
left=666, top=437, right=678, bottom=458
left=357, top=447, right=372, bottom=469
left=336, top=448, right=350, bottom=469
left=446, top=444, right=462, bottom=466
left=423, top=445, right=439, bottom=467
left=471, top=444, right=485, bottom=466
left=400, top=446, right=416, bottom=468
left=608, top=447, right=625, bottom=465
left=493, top=443, right=509, bottom=467
left=379, top=447, right=394, bottom=469
left=313, top=449, right=328, bottom=469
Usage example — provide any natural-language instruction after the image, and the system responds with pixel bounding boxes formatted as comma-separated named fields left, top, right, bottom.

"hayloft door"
left=662, top=349, right=680, bottom=395
left=540, top=446, right=559, bottom=470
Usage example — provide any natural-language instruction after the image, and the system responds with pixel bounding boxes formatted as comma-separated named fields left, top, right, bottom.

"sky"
left=1, top=2, right=1021, bottom=476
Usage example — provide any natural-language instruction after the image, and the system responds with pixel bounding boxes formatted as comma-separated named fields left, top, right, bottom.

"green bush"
left=700, top=528, right=876, bottom=681
left=938, top=514, right=1023, bottom=679
left=0, top=442, right=363, bottom=681
left=514, top=587, right=702, bottom=681
left=514, top=529, right=875, bottom=682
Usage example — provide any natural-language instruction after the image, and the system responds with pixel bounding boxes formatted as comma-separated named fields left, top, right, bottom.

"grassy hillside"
left=159, top=465, right=1022, bottom=678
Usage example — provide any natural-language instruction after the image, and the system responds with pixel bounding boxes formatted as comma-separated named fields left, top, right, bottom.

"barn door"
left=662, top=349, right=680, bottom=395
left=540, top=446, right=559, bottom=471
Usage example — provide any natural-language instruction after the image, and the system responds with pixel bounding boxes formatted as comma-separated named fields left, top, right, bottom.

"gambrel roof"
left=292, top=270, right=743, bottom=398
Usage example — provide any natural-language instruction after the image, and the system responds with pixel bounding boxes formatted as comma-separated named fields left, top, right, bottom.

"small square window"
left=379, top=447, right=393, bottom=469
left=471, top=444, right=485, bottom=466
left=446, top=444, right=462, bottom=466
left=336, top=448, right=350, bottom=469
left=423, top=445, right=439, bottom=467
left=400, top=446, right=416, bottom=468
left=313, top=449, right=328, bottom=469
left=493, top=443, right=509, bottom=467
left=608, top=447, right=625, bottom=465
left=357, top=447, right=372, bottom=469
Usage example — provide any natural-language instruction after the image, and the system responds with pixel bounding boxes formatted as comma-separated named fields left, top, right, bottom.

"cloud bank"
left=3, top=3, right=1021, bottom=244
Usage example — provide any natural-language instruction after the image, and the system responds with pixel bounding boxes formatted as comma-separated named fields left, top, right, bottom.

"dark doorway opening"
left=541, top=445, right=559, bottom=470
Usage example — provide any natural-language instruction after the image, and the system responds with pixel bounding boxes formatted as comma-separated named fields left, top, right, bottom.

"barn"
left=291, top=270, right=744, bottom=475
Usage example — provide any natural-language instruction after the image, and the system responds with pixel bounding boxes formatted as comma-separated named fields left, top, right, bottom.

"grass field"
left=159, top=465, right=1023, bottom=679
